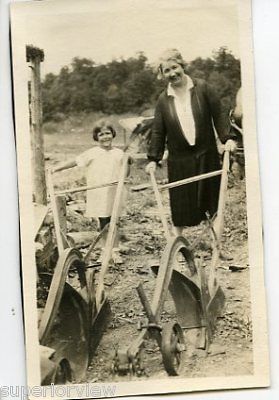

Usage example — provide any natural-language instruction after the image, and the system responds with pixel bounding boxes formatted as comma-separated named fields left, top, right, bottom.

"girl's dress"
left=76, top=146, right=124, bottom=218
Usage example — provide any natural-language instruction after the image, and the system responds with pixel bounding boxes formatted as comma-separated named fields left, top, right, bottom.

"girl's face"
left=161, top=60, right=185, bottom=87
left=97, top=127, right=113, bottom=149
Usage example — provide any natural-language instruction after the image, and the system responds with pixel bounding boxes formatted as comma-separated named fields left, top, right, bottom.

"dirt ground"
left=44, top=130, right=253, bottom=383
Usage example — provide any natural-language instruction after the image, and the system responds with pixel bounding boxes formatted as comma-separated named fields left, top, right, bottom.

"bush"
left=41, top=48, right=241, bottom=121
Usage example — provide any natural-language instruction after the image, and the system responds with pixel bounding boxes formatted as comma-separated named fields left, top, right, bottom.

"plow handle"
left=208, top=150, right=230, bottom=296
left=215, top=150, right=230, bottom=242
left=137, top=283, right=157, bottom=324
left=47, top=169, right=65, bottom=255
left=136, top=283, right=162, bottom=346
left=95, top=154, right=129, bottom=309
left=149, top=170, right=171, bottom=240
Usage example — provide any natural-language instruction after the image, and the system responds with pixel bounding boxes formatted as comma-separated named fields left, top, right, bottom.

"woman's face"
left=97, top=127, right=113, bottom=149
left=161, top=60, right=185, bottom=87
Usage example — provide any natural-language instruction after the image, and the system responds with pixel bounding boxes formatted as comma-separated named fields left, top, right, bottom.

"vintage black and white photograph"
left=10, top=0, right=269, bottom=397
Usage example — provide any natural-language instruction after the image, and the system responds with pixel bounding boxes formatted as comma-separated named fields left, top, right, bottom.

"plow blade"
left=151, top=265, right=203, bottom=328
left=151, top=264, right=225, bottom=349
left=168, top=270, right=203, bottom=328
left=42, top=281, right=89, bottom=382
left=89, top=297, right=111, bottom=361
left=39, top=248, right=111, bottom=384
left=206, top=284, right=225, bottom=335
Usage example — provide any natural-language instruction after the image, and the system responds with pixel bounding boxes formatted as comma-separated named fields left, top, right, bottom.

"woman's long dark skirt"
left=167, top=150, right=221, bottom=227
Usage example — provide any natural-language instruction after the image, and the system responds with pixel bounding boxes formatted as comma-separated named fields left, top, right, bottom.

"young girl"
left=52, top=120, right=127, bottom=262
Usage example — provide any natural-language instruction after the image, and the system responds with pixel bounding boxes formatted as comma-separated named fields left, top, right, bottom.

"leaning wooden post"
left=26, top=45, right=47, bottom=205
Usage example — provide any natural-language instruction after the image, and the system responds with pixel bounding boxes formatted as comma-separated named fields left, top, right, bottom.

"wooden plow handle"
left=149, top=170, right=171, bottom=240
left=208, top=150, right=230, bottom=296
left=95, top=154, right=129, bottom=310
left=54, top=180, right=120, bottom=196
left=215, top=150, right=230, bottom=242
left=131, top=169, right=223, bottom=192
left=47, top=169, right=65, bottom=255
left=160, top=169, right=222, bottom=191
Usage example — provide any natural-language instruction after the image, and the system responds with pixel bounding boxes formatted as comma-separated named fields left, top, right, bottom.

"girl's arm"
left=52, top=159, right=77, bottom=173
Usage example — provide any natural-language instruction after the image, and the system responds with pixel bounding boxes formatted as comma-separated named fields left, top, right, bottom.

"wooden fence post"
left=26, top=45, right=47, bottom=205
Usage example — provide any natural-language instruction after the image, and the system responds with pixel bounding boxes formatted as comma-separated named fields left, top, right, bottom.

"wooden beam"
left=95, top=154, right=129, bottom=310
left=27, top=45, right=47, bottom=205
left=131, top=169, right=223, bottom=192
left=161, top=169, right=222, bottom=191
left=149, top=170, right=171, bottom=239
left=208, top=150, right=230, bottom=296
left=55, top=195, right=68, bottom=249
left=55, top=180, right=120, bottom=196
left=47, top=170, right=65, bottom=255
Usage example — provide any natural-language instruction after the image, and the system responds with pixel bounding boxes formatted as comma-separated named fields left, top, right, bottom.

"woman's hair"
left=156, top=48, right=187, bottom=80
left=92, top=120, right=116, bottom=141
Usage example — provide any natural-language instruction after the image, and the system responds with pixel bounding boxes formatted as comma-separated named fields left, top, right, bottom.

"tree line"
left=42, top=47, right=241, bottom=122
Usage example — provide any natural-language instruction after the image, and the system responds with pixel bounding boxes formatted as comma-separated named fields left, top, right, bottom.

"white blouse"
left=167, top=76, right=196, bottom=146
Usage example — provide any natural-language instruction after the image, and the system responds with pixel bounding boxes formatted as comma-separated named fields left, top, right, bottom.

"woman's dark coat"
left=147, top=78, right=234, bottom=227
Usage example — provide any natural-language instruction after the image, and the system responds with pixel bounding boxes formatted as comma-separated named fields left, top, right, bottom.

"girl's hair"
left=92, top=120, right=116, bottom=141
left=156, top=48, right=187, bottom=80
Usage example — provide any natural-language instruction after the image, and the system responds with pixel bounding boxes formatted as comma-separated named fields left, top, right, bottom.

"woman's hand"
left=145, top=161, right=157, bottom=174
left=225, top=139, right=237, bottom=152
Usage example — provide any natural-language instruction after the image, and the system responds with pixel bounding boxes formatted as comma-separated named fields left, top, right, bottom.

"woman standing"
left=146, top=49, right=237, bottom=235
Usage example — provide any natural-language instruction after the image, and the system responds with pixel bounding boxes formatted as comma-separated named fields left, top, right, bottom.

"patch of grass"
left=42, top=121, right=59, bottom=134
left=43, top=111, right=139, bottom=145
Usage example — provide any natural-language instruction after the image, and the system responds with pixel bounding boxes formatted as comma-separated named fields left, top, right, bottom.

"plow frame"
left=37, top=155, right=129, bottom=383
left=113, top=150, right=231, bottom=376
left=37, top=146, right=230, bottom=380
